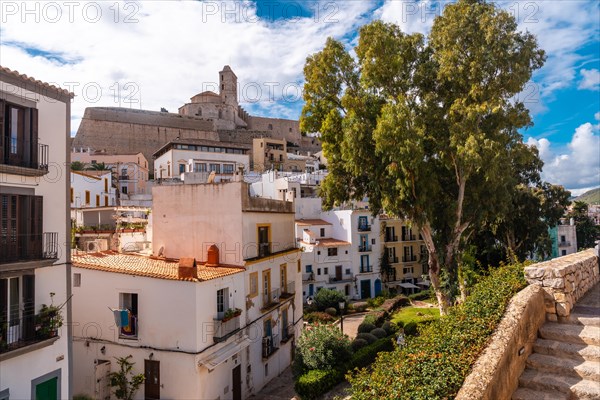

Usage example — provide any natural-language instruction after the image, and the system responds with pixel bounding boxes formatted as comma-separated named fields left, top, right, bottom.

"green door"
left=35, top=377, right=57, bottom=400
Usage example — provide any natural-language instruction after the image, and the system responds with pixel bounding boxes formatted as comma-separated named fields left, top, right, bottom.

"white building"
left=0, top=67, right=72, bottom=399
left=71, top=181, right=301, bottom=399
left=153, top=138, right=250, bottom=182
left=70, top=171, right=117, bottom=226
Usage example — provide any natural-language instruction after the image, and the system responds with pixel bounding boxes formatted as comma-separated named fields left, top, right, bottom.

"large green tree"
left=569, top=201, right=600, bottom=249
left=301, top=0, right=545, bottom=313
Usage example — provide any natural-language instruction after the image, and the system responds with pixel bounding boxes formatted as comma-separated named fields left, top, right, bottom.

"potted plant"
left=36, top=293, right=64, bottom=338
left=222, top=308, right=242, bottom=322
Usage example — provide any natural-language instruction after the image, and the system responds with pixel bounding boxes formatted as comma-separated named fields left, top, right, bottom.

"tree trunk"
left=421, top=223, right=450, bottom=315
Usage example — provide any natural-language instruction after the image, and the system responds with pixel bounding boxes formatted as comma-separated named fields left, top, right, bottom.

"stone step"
left=539, top=322, right=600, bottom=346
left=534, top=338, right=600, bottom=362
left=565, top=312, right=600, bottom=327
left=519, top=369, right=600, bottom=399
left=573, top=305, right=600, bottom=316
left=526, top=353, right=600, bottom=380
left=512, top=387, right=569, bottom=400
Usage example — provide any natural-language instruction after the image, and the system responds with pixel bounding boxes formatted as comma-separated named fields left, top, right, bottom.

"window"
left=371, top=238, right=376, bottom=245
left=179, top=164, right=186, bottom=173
left=297, top=259, right=301, bottom=273
left=223, top=164, right=234, bottom=174
left=73, top=273, right=81, bottom=287
left=324, top=267, right=328, bottom=275
left=327, top=248, right=338, bottom=257
left=70, top=188, right=74, bottom=203
left=258, top=225, right=270, bottom=257
left=104, top=196, right=109, bottom=207
left=209, top=163, right=221, bottom=173
left=320, top=228, right=325, bottom=237
left=0, top=194, right=43, bottom=262
left=317, top=268, right=321, bottom=276
left=249, top=272, right=258, bottom=298
left=561, top=250, right=567, bottom=256
left=217, top=288, right=229, bottom=318
left=280, top=264, right=288, bottom=287
left=95, top=195, right=100, bottom=207
left=306, top=265, right=313, bottom=273
left=403, top=267, right=414, bottom=275
left=104, top=178, right=108, bottom=192
left=345, top=268, right=351, bottom=275
left=268, top=124, right=273, bottom=130
left=194, top=163, right=207, bottom=172
left=2, top=103, right=39, bottom=169
left=119, top=293, right=138, bottom=337
left=121, top=186, right=128, bottom=195
left=85, top=191, right=90, bottom=205
left=560, top=235, right=566, bottom=242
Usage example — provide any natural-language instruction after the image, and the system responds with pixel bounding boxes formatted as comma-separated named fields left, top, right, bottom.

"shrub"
left=357, top=322, right=376, bottom=334
left=304, top=312, right=334, bottom=324
left=296, top=324, right=352, bottom=371
left=324, top=307, right=338, bottom=316
left=347, top=262, right=527, bottom=399
left=366, top=296, right=385, bottom=308
left=403, top=322, right=418, bottom=336
left=370, top=328, right=387, bottom=339
left=408, top=291, right=432, bottom=302
left=355, top=332, right=377, bottom=345
left=353, top=303, right=368, bottom=312
left=362, top=314, right=378, bottom=326
left=314, top=288, right=346, bottom=311
left=381, top=295, right=410, bottom=313
left=349, top=337, right=395, bottom=370
left=295, top=369, right=344, bottom=400
left=381, top=321, right=398, bottom=335
left=351, top=338, right=369, bottom=351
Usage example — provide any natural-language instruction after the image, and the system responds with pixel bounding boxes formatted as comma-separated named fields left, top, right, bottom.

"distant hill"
left=575, top=188, right=600, bottom=204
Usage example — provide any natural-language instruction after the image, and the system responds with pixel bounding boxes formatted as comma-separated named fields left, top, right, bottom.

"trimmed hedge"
left=347, top=262, right=527, bottom=400
left=357, top=322, right=376, bottom=333
left=408, top=291, right=432, bottom=302
left=303, top=312, right=335, bottom=324
left=295, top=336, right=396, bottom=400
left=371, top=328, right=387, bottom=339
left=356, top=332, right=378, bottom=345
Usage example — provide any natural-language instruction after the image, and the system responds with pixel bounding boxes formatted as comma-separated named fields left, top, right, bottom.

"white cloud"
left=579, top=69, right=600, bottom=90
left=0, top=0, right=375, bottom=134
left=527, top=119, right=600, bottom=192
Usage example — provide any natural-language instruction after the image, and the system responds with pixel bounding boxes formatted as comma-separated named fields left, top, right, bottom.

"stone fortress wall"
left=72, top=66, right=321, bottom=173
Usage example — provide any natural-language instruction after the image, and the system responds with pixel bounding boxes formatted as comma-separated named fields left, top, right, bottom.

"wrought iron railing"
left=0, top=309, right=60, bottom=354
left=1, top=137, right=48, bottom=171
left=0, top=232, right=58, bottom=263
left=281, top=281, right=295, bottom=297
left=281, top=323, right=295, bottom=343
left=358, top=245, right=372, bottom=252
left=403, top=255, right=417, bottom=262
left=360, top=265, right=373, bottom=273
left=357, top=224, right=371, bottom=232
left=261, top=289, right=280, bottom=309
left=385, top=235, right=398, bottom=242
left=262, top=334, right=280, bottom=358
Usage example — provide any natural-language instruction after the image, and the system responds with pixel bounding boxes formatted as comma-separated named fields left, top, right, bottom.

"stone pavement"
left=248, top=366, right=299, bottom=400
left=336, top=313, right=368, bottom=339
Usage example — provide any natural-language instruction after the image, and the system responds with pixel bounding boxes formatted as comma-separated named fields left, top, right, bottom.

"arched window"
left=268, top=124, right=273, bottom=130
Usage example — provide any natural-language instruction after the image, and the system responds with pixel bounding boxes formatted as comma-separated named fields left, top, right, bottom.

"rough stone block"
left=547, top=313, right=558, bottom=322
left=553, top=292, right=566, bottom=302
left=542, top=278, right=565, bottom=289
left=556, top=302, right=571, bottom=317
left=524, top=267, right=545, bottom=279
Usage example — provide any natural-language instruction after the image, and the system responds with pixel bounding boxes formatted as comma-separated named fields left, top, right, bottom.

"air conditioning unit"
left=85, top=239, right=108, bottom=252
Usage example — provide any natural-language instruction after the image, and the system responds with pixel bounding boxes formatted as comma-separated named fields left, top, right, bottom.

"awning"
left=198, top=335, right=250, bottom=370
left=398, top=282, right=420, bottom=289
left=417, top=280, right=431, bottom=287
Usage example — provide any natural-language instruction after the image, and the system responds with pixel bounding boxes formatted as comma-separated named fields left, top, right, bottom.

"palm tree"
left=70, top=161, right=86, bottom=171
left=87, top=162, right=111, bottom=171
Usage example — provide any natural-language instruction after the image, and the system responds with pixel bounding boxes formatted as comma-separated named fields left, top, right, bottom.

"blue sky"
left=0, top=0, right=598, bottom=194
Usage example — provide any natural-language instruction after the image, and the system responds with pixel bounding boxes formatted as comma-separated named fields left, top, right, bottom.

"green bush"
left=304, top=312, right=334, bottom=324
left=367, top=296, right=385, bottom=308
left=408, top=291, right=432, bottom=302
left=357, top=322, right=376, bottom=334
left=349, top=337, right=395, bottom=370
left=370, top=328, right=387, bottom=339
left=314, top=288, right=346, bottom=311
left=355, top=332, right=378, bottom=345
left=324, top=307, right=338, bottom=316
left=403, top=322, right=418, bottom=336
left=294, top=369, right=344, bottom=400
left=381, top=321, right=398, bottom=335
left=351, top=338, right=369, bottom=351
left=362, top=314, right=378, bottom=326
left=347, top=262, right=527, bottom=399
left=296, top=324, right=352, bottom=371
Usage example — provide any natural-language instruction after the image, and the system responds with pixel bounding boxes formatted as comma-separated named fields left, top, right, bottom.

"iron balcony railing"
left=358, top=245, right=372, bottom=252
left=402, top=234, right=417, bottom=241
left=329, top=273, right=354, bottom=284
left=389, top=256, right=399, bottom=263
left=281, top=323, right=295, bottom=343
left=258, top=242, right=271, bottom=258
left=403, top=255, right=417, bottom=262
left=357, top=224, right=371, bottom=232
left=281, top=281, right=295, bottom=297
left=385, top=235, right=398, bottom=242
left=302, top=273, right=315, bottom=282
left=359, top=265, right=373, bottom=273
left=262, top=334, right=280, bottom=358
left=1, top=137, right=49, bottom=171
left=558, top=241, right=571, bottom=247
left=0, top=232, right=58, bottom=264
left=1, top=308, right=60, bottom=354
left=261, top=289, right=280, bottom=309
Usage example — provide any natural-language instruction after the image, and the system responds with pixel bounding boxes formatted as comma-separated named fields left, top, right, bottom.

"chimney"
left=178, top=258, right=197, bottom=279
left=207, top=244, right=219, bottom=267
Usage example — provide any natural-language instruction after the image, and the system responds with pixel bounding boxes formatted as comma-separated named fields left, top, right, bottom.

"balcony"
left=213, top=314, right=241, bottom=343
left=258, top=242, right=271, bottom=258
left=402, top=255, right=418, bottom=262
left=329, top=273, right=354, bottom=284
left=359, top=265, right=373, bottom=273
left=302, top=272, right=315, bottom=282
left=358, top=245, right=372, bottom=252
left=262, top=334, right=280, bottom=359
left=261, top=289, right=280, bottom=310
left=385, top=235, right=398, bottom=242
left=281, top=281, right=295, bottom=298
left=1, top=309, right=60, bottom=357
left=119, top=174, right=130, bottom=181
left=281, top=323, right=295, bottom=344
left=357, top=224, right=371, bottom=232
left=558, top=241, right=571, bottom=247
left=1, top=232, right=59, bottom=264
left=389, top=256, right=399, bottom=264
left=402, top=234, right=417, bottom=241
left=0, top=137, right=49, bottom=176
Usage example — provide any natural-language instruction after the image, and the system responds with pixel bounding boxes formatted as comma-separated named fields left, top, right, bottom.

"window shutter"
left=0, top=100, right=4, bottom=162
left=22, top=274, right=35, bottom=340
left=30, top=108, right=38, bottom=168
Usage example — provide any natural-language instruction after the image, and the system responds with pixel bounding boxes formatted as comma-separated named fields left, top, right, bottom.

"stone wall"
left=524, top=248, right=599, bottom=321
left=456, top=285, right=546, bottom=400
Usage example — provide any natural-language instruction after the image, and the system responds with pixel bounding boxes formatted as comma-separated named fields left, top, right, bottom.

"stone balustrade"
left=524, top=248, right=599, bottom=321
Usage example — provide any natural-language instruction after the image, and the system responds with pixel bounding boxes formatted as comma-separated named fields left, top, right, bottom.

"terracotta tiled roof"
left=300, top=238, right=351, bottom=247
left=72, top=250, right=244, bottom=282
left=0, top=66, right=74, bottom=97
left=295, top=219, right=332, bottom=226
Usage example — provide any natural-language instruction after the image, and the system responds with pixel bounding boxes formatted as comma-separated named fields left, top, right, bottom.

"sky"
left=0, top=0, right=598, bottom=195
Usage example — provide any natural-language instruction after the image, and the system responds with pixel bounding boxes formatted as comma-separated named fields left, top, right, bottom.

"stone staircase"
left=512, top=284, right=600, bottom=400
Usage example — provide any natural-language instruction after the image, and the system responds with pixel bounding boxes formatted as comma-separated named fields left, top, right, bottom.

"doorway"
left=232, top=364, right=242, bottom=400
left=144, top=360, right=160, bottom=400
left=360, top=280, right=371, bottom=299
